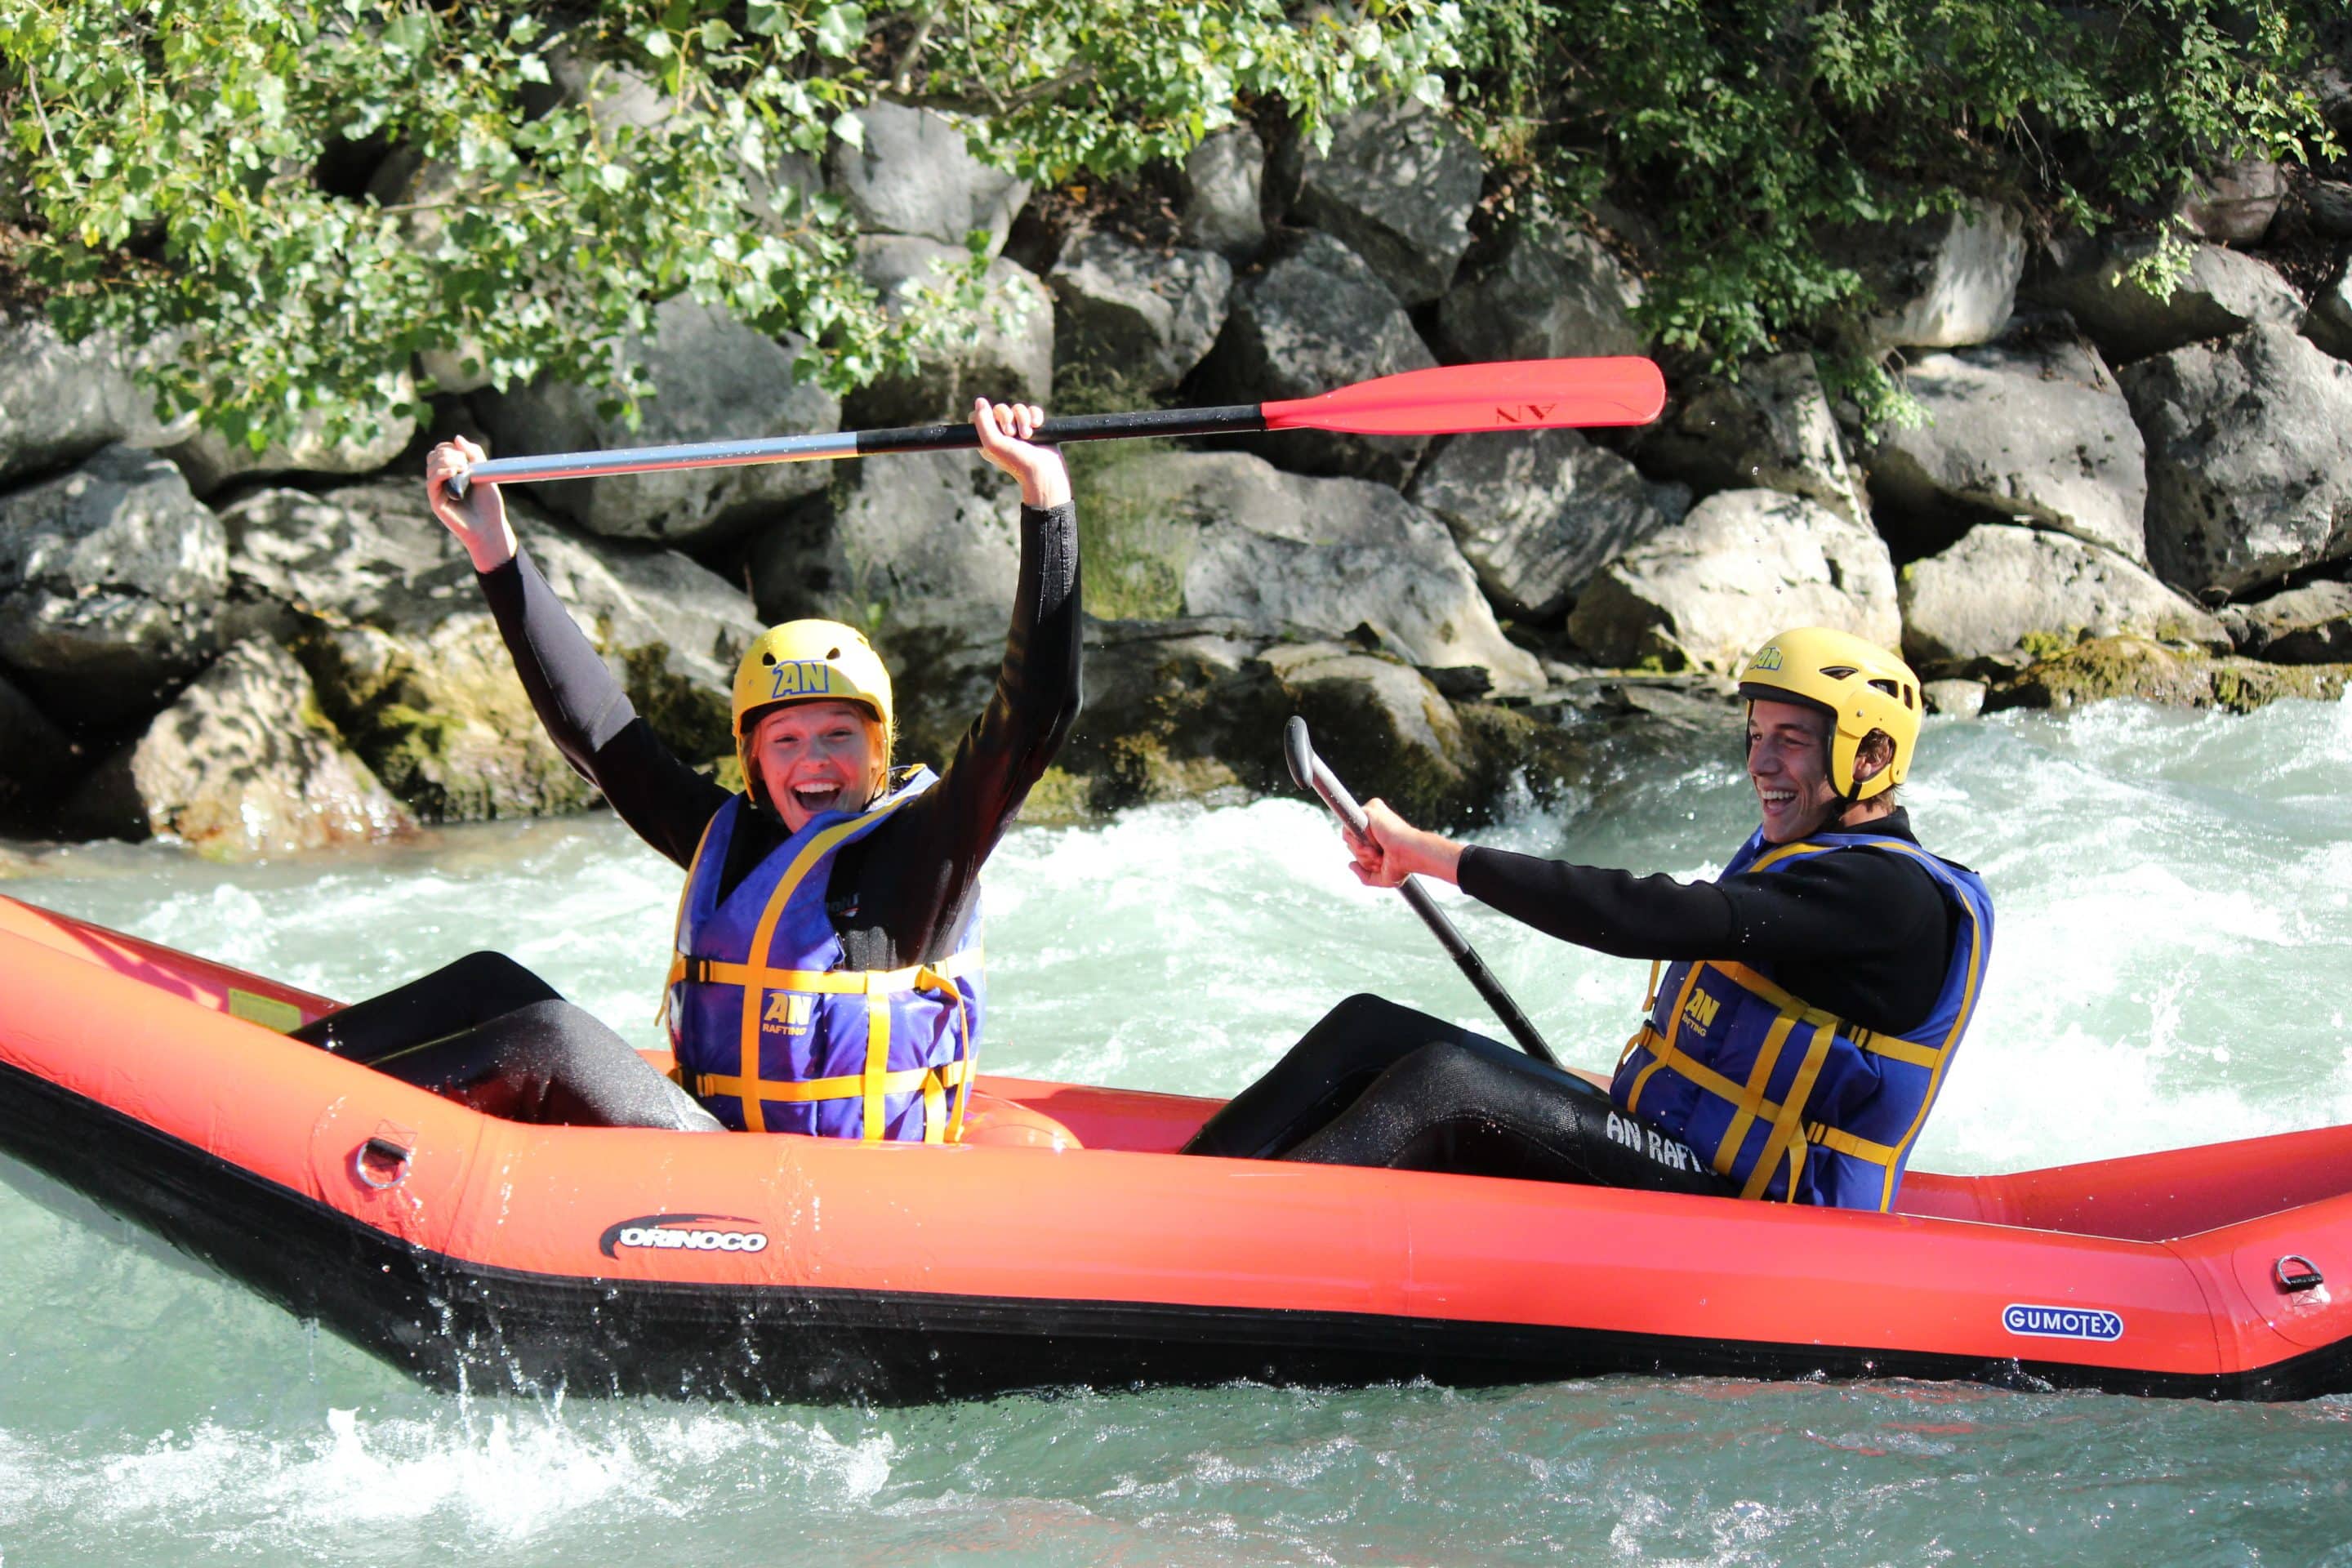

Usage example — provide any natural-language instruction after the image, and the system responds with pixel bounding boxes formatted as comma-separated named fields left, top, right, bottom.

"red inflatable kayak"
left=1, top=891, right=2347, bottom=1402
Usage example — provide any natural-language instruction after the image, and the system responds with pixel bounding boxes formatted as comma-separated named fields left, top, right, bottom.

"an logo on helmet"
left=768, top=660, right=833, bottom=699
left=1752, top=646, right=1784, bottom=672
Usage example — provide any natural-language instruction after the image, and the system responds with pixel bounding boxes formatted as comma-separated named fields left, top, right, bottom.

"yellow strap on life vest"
left=695, top=1055, right=971, bottom=1107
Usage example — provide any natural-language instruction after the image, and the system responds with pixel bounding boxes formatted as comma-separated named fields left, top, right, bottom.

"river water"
left=4, top=697, right=2351, bottom=1566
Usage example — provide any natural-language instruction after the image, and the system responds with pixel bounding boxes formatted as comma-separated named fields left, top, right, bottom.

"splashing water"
left=4, top=697, right=2350, bottom=1566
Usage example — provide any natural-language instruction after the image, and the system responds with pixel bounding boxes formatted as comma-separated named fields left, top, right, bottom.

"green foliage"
left=0, top=0, right=1449, bottom=450
left=1451, top=0, right=2342, bottom=424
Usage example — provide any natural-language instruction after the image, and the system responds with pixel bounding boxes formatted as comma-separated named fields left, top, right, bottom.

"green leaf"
left=814, top=5, right=866, bottom=60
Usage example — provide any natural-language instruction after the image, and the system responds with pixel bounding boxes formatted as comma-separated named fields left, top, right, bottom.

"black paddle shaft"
left=1281, top=718, right=1562, bottom=1068
left=859, top=402, right=1266, bottom=453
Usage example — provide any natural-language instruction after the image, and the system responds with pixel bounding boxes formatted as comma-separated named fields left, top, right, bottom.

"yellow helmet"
left=731, top=621, right=895, bottom=802
left=1736, top=626, right=1922, bottom=802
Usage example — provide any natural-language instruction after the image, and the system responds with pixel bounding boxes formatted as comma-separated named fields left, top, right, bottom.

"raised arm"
left=425, top=439, right=728, bottom=866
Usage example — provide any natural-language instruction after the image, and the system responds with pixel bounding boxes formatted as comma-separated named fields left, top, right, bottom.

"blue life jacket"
left=664, top=767, right=984, bottom=1140
left=1610, top=830, right=1993, bottom=1209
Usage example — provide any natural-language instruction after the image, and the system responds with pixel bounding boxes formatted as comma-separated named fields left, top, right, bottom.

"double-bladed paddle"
left=1282, top=717, right=1561, bottom=1069
left=447, top=356, right=1665, bottom=496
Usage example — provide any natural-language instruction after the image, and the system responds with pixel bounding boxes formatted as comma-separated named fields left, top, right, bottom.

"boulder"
left=1436, top=220, right=1645, bottom=364
left=474, top=296, right=840, bottom=546
left=528, top=38, right=674, bottom=136
left=1896, top=524, right=2226, bottom=668
left=1921, top=679, right=1985, bottom=719
left=1192, top=230, right=1437, bottom=485
left=221, top=479, right=760, bottom=820
left=0, top=671, right=74, bottom=826
left=2176, top=158, right=2287, bottom=245
left=1566, top=489, right=1899, bottom=672
left=163, top=369, right=418, bottom=498
left=2118, top=324, right=2352, bottom=599
left=1404, top=430, right=1671, bottom=622
left=1628, top=352, right=1869, bottom=523
left=2305, top=244, right=2352, bottom=362
left=1984, top=633, right=2352, bottom=714
left=1863, top=326, right=2148, bottom=562
left=1077, top=447, right=1545, bottom=693
left=2022, top=238, right=2305, bottom=364
left=0, top=444, right=225, bottom=727
left=827, top=100, right=1029, bottom=254
left=1175, top=127, right=1267, bottom=261
left=1048, top=232, right=1232, bottom=393
left=2309, top=182, right=2352, bottom=241
left=2216, top=579, right=2352, bottom=663
left=1836, top=198, right=2025, bottom=354
left=64, top=638, right=414, bottom=858
left=842, top=239, right=1053, bottom=426
left=748, top=448, right=1022, bottom=651
left=0, top=314, right=191, bottom=487
left=1290, top=99, right=1482, bottom=307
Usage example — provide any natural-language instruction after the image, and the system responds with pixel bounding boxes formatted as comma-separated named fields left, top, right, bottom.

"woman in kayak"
left=295, top=399, right=1080, bottom=1139
left=1185, top=627, right=1993, bottom=1211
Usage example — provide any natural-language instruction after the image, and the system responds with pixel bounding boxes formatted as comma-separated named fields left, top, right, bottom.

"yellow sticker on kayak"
left=226, top=988, right=304, bottom=1034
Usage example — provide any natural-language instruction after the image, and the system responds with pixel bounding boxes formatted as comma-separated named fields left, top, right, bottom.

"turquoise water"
left=4, top=697, right=2352, bottom=1566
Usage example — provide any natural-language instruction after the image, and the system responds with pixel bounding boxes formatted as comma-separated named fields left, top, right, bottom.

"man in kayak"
left=294, top=399, right=1079, bottom=1139
left=1185, top=627, right=1993, bottom=1211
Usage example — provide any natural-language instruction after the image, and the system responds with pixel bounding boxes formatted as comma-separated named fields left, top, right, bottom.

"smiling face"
left=1746, top=697, right=1845, bottom=844
left=749, top=700, right=884, bottom=831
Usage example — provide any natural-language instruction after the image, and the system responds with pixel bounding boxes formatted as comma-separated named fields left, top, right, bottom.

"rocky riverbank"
left=5, top=92, right=2351, bottom=857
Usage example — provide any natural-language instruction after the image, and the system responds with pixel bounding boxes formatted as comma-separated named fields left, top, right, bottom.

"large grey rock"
left=1437, top=220, right=1645, bottom=364
left=2023, top=238, right=2305, bottom=364
left=2176, top=158, right=2287, bottom=245
left=1192, top=230, right=1437, bottom=485
left=1898, top=524, right=2225, bottom=667
left=1566, top=489, right=1899, bottom=672
left=1176, top=127, right=1267, bottom=261
left=1290, top=99, right=1481, bottom=307
left=65, top=638, right=414, bottom=857
left=2305, top=245, right=2352, bottom=362
left=1079, top=448, right=1544, bottom=693
left=222, top=479, right=760, bottom=820
left=2216, top=579, right=2352, bottom=663
left=0, top=671, right=73, bottom=825
left=0, top=445, right=225, bottom=726
left=2310, top=182, right=2352, bottom=241
left=529, top=38, right=674, bottom=136
left=1837, top=198, right=2024, bottom=354
left=1629, top=352, right=1868, bottom=523
left=2119, top=324, right=2352, bottom=599
left=1048, top=233, right=1232, bottom=393
left=749, top=449, right=1022, bottom=651
left=475, top=296, right=840, bottom=546
left=0, top=315, right=191, bottom=487
left=1405, top=430, right=1670, bottom=622
left=163, top=369, right=418, bottom=498
left=1864, top=327, right=2147, bottom=562
left=844, top=239, right=1053, bottom=426
left=827, top=100, right=1029, bottom=254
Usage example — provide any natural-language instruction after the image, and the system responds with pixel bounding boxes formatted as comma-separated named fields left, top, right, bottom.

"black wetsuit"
left=298, top=501, right=1082, bottom=1129
left=1182, top=810, right=1957, bottom=1196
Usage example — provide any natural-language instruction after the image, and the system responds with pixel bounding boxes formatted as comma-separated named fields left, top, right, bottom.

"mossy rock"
left=1986, top=634, right=2352, bottom=714
left=1066, top=441, right=1198, bottom=622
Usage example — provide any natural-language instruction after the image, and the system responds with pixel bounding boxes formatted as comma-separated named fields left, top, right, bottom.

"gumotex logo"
left=2002, top=1303, right=2124, bottom=1341
left=599, top=1214, right=771, bottom=1258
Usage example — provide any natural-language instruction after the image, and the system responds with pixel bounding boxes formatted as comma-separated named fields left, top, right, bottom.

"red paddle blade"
left=1261, top=357, right=1666, bottom=436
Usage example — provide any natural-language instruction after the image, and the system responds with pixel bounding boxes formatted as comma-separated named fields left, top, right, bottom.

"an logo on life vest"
left=768, top=660, right=833, bottom=700
left=1604, top=1111, right=1705, bottom=1175
left=1681, top=991, right=1720, bottom=1034
left=762, top=991, right=814, bottom=1036
left=599, top=1213, right=771, bottom=1258
left=2002, top=1303, right=2124, bottom=1342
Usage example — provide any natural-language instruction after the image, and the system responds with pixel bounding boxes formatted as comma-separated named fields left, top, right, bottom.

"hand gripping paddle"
left=1282, top=717, right=1561, bottom=1068
left=447, top=357, right=1666, bottom=495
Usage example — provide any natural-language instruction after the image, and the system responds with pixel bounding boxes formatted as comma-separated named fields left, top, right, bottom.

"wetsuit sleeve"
left=476, top=548, right=729, bottom=868
left=1456, top=844, right=1929, bottom=964
left=844, top=501, right=1082, bottom=964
